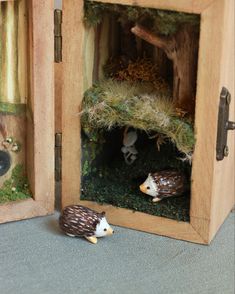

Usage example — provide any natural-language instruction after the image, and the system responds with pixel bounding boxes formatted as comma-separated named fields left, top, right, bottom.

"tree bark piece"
left=131, top=24, right=199, bottom=114
left=131, top=25, right=171, bottom=52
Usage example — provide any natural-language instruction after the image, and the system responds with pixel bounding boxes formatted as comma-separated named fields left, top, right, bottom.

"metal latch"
left=55, top=133, right=62, bottom=181
left=216, top=87, right=235, bottom=161
left=54, top=9, right=62, bottom=63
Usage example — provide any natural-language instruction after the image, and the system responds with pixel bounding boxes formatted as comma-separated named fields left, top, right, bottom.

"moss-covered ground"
left=0, top=164, right=32, bottom=204
left=81, top=129, right=190, bottom=222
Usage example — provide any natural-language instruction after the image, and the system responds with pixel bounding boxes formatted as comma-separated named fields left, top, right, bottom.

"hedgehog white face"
left=139, top=174, right=158, bottom=197
left=94, top=217, right=114, bottom=237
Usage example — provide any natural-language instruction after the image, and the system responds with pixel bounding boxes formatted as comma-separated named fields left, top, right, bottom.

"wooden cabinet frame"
left=3, top=1, right=233, bottom=244
left=61, top=0, right=234, bottom=244
left=0, top=0, right=54, bottom=223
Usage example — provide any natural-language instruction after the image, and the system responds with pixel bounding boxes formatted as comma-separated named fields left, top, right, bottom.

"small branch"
left=131, top=25, right=172, bottom=54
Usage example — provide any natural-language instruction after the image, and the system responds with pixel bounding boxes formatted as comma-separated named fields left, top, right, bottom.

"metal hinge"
left=55, top=133, right=62, bottom=181
left=216, top=87, right=235, bottom=161
left=54, top=9, right=62, bottom=63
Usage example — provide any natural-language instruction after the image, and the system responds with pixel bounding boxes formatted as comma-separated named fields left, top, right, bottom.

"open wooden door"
left=191, top=0, right=235, bottom=243
left=207, top=0, right=235, bottom=241
left=0, top=0, right=54, bottom=223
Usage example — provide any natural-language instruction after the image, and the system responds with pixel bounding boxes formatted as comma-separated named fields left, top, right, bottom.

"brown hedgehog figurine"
left=59, top=205, right=114, bottom=244
left=139, top=170, right=188, bottom=202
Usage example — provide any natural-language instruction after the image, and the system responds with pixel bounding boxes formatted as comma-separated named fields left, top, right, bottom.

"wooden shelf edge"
left=0, top=198, right=54, bottom=224
left=77, top=200, right=207, bottom=244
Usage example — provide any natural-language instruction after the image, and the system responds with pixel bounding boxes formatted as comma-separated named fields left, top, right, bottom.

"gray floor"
left=0, top=209, right=234, bottom=294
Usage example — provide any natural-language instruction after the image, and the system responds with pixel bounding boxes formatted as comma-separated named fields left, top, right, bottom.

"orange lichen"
left=107, top=57, right=169, bottom=93
left=115, top=58, right=158, bottom=82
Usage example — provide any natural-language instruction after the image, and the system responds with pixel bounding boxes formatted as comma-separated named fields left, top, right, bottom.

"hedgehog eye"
left=104, top=228, right=107, bottom=232
left=147, top=186, right=150, bottom=190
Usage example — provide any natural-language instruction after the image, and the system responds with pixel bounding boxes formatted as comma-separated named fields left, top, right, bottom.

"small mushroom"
left=2, top=137, right=13, bottom=149
left=121, top=127, right=138, bottom=165
left=11, top=142, right=21, bottom=153
left=123, top=129, right=138, bottom=147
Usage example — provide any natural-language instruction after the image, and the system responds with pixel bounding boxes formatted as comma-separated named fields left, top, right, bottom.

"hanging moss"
left=84, top=0, right=200, bottom=35
left=0, top=164, right=31, bottom=204
left=82, top=137, right=104, bottom=177
left=81, top=79, right=195, bottom=156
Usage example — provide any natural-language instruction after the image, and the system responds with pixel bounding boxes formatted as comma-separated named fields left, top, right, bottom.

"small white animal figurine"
left=59, top=205, right=114, bottom=244
left=139, top=170, right=187, bottom=202
left=121, top=127, right=138, bottom=165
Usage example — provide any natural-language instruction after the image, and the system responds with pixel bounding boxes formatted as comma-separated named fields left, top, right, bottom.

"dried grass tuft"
left=82, top=79, right=195, bottom=155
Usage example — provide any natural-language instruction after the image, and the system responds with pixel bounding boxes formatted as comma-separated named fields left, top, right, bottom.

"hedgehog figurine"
left=139, top=170, right=188, bottom=202
left=59, top=205, right=114, bottom=244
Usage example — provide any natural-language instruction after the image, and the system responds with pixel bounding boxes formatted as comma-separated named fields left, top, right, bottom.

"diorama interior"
left=0, top=0, right=32, bottom=204
left=80, top=1, right=200, bottom=222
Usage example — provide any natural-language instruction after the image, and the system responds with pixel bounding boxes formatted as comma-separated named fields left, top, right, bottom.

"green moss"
left=81, top=132, right=190, bottom=222
left=81, top=131, right=106, bottom=177
left=84, top=1, right=200, bottom=35
left=0, top=102, right=26, bottom=115
left=82, top=80, right=195, bottom=156
left=0, top=164, right=32, bottom=204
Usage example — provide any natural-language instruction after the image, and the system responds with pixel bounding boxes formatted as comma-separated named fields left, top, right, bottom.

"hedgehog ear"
left=101, top=211, right=106, bottom=216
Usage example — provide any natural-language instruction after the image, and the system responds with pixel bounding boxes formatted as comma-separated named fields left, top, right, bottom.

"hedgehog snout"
left=139, top=184, right=147, bottom=194
left=106, top=227, right=114, bottom=236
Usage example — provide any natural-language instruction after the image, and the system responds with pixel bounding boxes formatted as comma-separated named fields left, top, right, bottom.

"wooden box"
left=3, top=0, right=232, bottom=244
left=0, top=0, right=54, bottom=223
left=59, top=0, right=234, bottom=244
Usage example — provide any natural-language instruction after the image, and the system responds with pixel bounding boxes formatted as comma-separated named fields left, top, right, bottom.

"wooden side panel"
left=25, top=0, right=54, bottom=211
left=61, top=0, right=84, bottom=208
left=209, top=0, right=235, bottom=242
left=190, top=0, right=225, bottom=242
left=89, top=0, right=215, bottom=14
left=30, top=0, right=54, bottom=211
left=190, top=0, right=234, bottom=243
